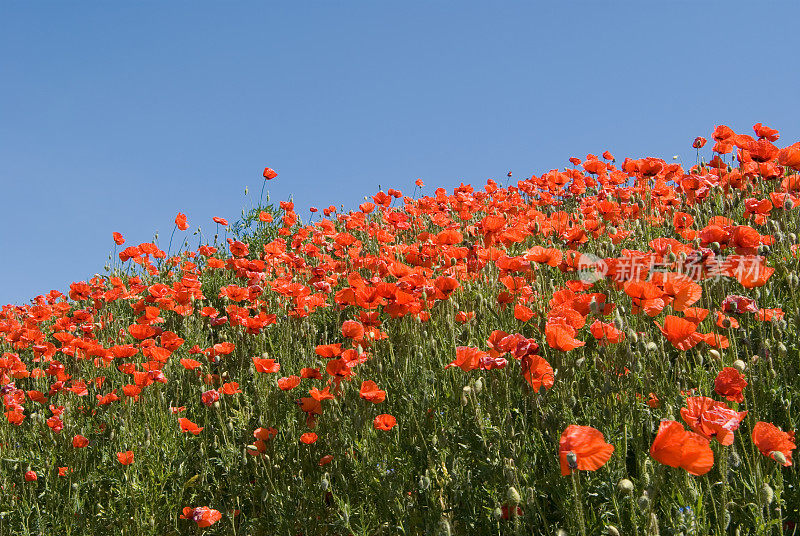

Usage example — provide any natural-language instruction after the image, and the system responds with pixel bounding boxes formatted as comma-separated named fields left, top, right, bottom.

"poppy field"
left=3, top=123, right=800, bottom=535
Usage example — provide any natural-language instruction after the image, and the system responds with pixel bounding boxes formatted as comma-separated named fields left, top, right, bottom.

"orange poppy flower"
left=116, top=450, right=134, bottom=465
left=650, top=421, right=713, bottom=475
left=72, top=435, right=89, bottom=448
left=300, top=432, right=318, bottom=444
left=277, top=375, right=301, bottom=391
left=446, top=346, right=489, bottom=372
left=178, top=418, right=204, bottom=435
left=263, top=167, right=278, bottom=180
left=181, top=506, right=222, bottom=528
left=175, top=213, right=188, bottom=231
left=680, top=396, right=747, bottom=446
left=521, top=354, right=554, bottom=393
left=545, top=319, right=585, bottom=352
left=752, top=422, right=796, bottom=466
left=374, top=414, right=397, bottom=431
left=714, top=368, right=747, bottom=403
left=655, top=315, right=705, bottom=351
left=359, top=380, right=386, bottom=403
left=558, top=425, right=615, bottom=476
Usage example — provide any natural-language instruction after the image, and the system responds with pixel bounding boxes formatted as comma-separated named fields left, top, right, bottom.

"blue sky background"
left=1, top=2, right=798, bottom=305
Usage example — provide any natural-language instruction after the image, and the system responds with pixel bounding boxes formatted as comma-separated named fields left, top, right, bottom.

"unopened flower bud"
left=733, top=359, right=747, bottom=373
left=473, top=378, right=483, bottom=394
left=760, top=483, right=774, bottom=505
left=771, top=451, right=787, bottom=465
left=507, top=486, right=521, bottom=505
left=617, top=479, right=634, bottom=495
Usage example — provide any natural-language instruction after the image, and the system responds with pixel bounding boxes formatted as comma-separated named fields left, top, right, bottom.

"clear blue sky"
left=1, top=2, right=798, bottom=305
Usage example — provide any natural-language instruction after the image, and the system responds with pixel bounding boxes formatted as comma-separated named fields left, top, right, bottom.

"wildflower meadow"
left=2, top=123, right=800, bottom=535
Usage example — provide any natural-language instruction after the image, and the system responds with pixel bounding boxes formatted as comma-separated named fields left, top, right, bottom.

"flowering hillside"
left=2, top=124, right=800, bottom=535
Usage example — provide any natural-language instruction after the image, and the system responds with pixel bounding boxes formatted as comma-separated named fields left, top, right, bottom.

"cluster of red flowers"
left=1, top=124, right=799, bottom=525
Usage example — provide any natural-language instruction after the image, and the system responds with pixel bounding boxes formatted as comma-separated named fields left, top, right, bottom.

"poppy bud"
left=648, top=513, right=660, bottom=535
left=473, top=378, right=483, bottom=394
left=637, top=492, right=650, bottom=512
left=733, top=359, right=747, bottom=373
left=760, top=483, right=774, bottom=505
left=507, top=486, right=521, bottom=505
left=728, top=450, right=741, bottom=469
left=492, top=507, right=503, bottom=520
left=770, top=451, right=788, bottom=466
left=419, top=475, right=431, bottom=491
left=617, top=479, right=634, bottom=495
left=645, top=342, right=657, bottom=353
left=607, top=526, right=620, bottom=536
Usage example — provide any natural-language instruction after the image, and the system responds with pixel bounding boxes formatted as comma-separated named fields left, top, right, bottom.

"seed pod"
left=566, top=452, right=578, bottom=470
left=637, top=492, right=650, bottom=511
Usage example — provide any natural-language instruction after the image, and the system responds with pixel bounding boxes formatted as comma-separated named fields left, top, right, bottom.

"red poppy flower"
left=680, top=396, right=747, bottom=446
left=558, top=425, right=615, bottom=476
left=521, top=354, right=554, bottom=393
left=212, top=217, right=228, bottom=226
left=72, top=435, right=89, bottom=448
left=545, top=319, right=585, bottom=352
left=692, top=136, right=707, bottom=149
left=263, top=167, right=278, bottom=180
left=277, top=375, right=301, bottom=391
left=175, top=213, right=188, bottom=231
left=181, top=506, right=222, bottom=528
left=446, top=346, right=489, bottom=372
left=112, top=232, right=125, bottom=245
left=220, top=382, right=241, bottom=395
left=201, top=389, right=220, bottom=407
left=752, top=422, right=796, bottom=466
left=300, top=432, right=318, bottom=444
left=359, top=380, right=386, bottom=403
left=714, top=368, right=747, bottom=403
left=374, top=414, right=397, bottom=431
left=253, top=357, right=280, bottom=374
left=650, top=421, right=713, bottom=475
left=319, top=454, right=334, bottom=466
left=179, top=418, right=204, bottom=435
left=24, top=470, right=37, bottom=482
left=655, top=315, right=705, bottom=351
left=117, top=451, right=134, bottom=465
left=254, top=427, right=278, bottom=441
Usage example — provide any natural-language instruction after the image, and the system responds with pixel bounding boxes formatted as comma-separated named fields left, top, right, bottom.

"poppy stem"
left=570, top=471, right=587, bottom=536
left=258, top=180, right=267, bottom=208
left=167, top=224, right=178, bottom=258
